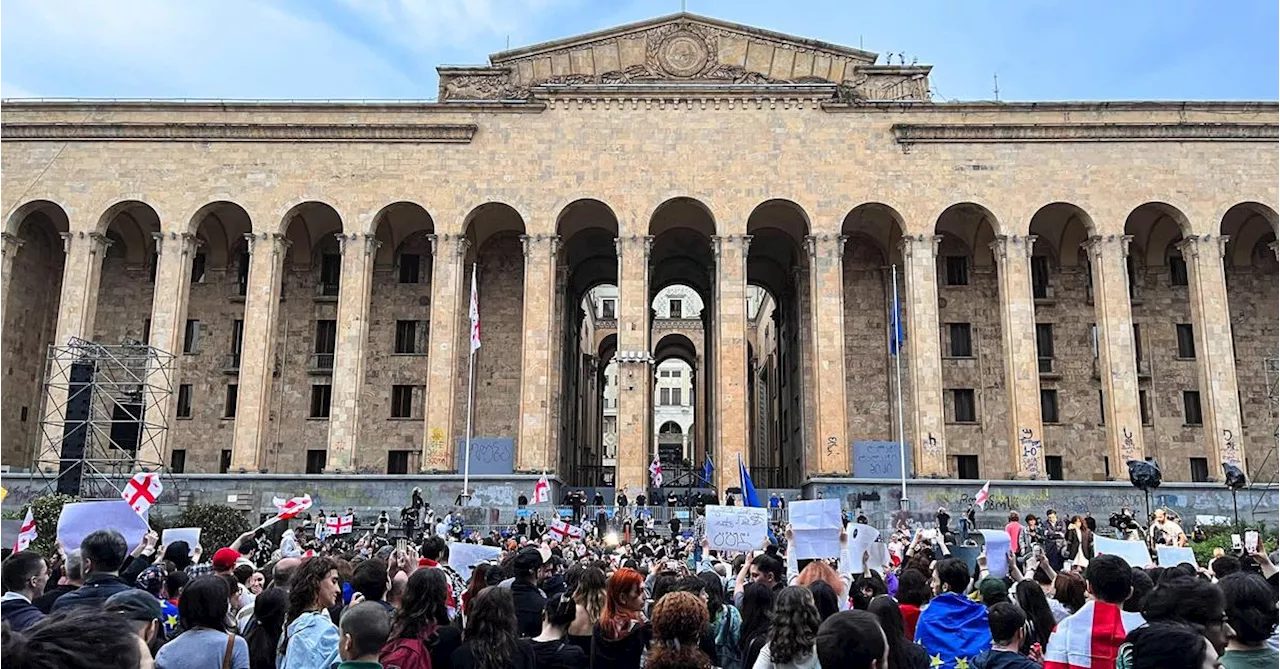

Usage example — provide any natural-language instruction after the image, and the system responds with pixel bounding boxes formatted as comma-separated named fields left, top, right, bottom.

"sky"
left=1, top=0, right=1277, bottom=102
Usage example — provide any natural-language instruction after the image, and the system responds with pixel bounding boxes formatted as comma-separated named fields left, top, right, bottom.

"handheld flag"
left=548, top=518, right=583, bottom=541
left=13, top=508, right=36, bottom=552
left=122, top=472, right=163, bottom=517
left=649, top=456, right=663, bottom=488
left=974, top=481, right=991, bottom=509
left=701, top=454, right=714, bottom=485
left=533, top=474, right=551, bottom=504
left=469, top=264, right=481, bottom=353
left=326, top=513, right=354, bottom=535
left=914, top=592, right=992, bottom=669
left=262, top=494, right=314, bottom=528
left=738, top=454, right=761, bottom=508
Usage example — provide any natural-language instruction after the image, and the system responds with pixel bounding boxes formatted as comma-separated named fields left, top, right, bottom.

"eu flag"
left=889, top=291, right=906, bottom=356
left=701, top=455, right=714, bottom=486
left=738, top=454, right=761, bottom=508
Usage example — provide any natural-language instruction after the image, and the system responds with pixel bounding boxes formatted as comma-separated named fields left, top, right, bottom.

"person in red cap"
left=212, top=548, right=242, bottom=576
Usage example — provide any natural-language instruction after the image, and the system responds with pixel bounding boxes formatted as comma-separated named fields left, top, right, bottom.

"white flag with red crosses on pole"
left=13, top=508, right=36, bottom=552
left=974, top=481, right=992, bottom=509
left=122, top=472, right=163, bottom=518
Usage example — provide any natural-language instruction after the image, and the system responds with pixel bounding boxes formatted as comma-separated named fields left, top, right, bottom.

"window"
left=1183, top=391, right=1203, bottom=425
left=955, top=455, right=980, bottom=480
left=224, top=384, right=238, bottom=418
left=671, top=370, right=682, bottom=379
left=660, top=388, right=672, bottom=406
left=228, top=319, right=244, bottom=368
left=1036, top=323, right=1055, bottom=373
left=236, top=251, right=251, bottom=296
left=945, top=256, right=969, bottom=286
left=669, top=299, right=683, bottom=318
left=1031, top=255, right=1051, bottom=298
left=1189, top=457, right=1210, bottom=483
left=399, top=254, right=421, bottom=284
left=391, top=385, right=418, bottom=419
left=310, top=384, right=332, bottom=418
left=314, top=319, right=336, bottom=368
left=183, top=320, right=201, bottom=354
left=1139, top=390, right=1152, bottom=425
left=660, top=370, right=670, bottom=378
left=601, top=299, right=615, bottom=319
left=1132, top=324, right=1144, bottom=363
left=142, top=319, right=152, bottom=345
left=1169, top=254, right=1189, bottom=286
left=951, top=389, right=977, bottom=423
left=306, top=449, right=327, bottom=474
left=395, top=320, right=421, bottom=354
left=1098, top=389, right=1105, bottom=424
left=388, top=450, right=411, bottom=475
left=320, top=253, right=341, bottom=295
left=1040, top=389, right=1060, bottom=423
left=1104, top=456, right=1111, bottom=479
left=219, top=449, right=232, bottom=474
left=176, top=384, right=193, bottom=419
left=191, top=253, right=207, bottom=283
left=1176, top=324, right=1196, bottom=359
left=672, top=388, right=683, bottom=406
left=1045, top=455, right=1064, bottom=481
left=948, top=323, right=973, bottom=357
left=170, top=449, right=187, bottom=474
left=1090, top=323, right=1099, bottom=359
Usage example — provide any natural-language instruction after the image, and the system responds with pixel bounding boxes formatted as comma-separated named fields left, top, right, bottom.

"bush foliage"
left=24, top=494, right=76, bottom=558
left=173, top=503, right=249, bottom=556
left=1190, top=522, right=1277, bottom=566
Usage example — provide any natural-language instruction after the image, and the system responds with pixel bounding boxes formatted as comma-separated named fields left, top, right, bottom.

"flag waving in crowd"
left=13, top=507, right=36, bottom=551
left=533, top=474, right=551, bottom=504
left=122, top=471, right=162, bottom=517
left=264, top=494, right=313, bottom=527
left=974, top=480, right=991, bottom=509
left=649, top=456, right=663, bottom=488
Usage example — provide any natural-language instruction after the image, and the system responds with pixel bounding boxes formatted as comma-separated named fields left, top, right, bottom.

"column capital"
left=334, top=232, right=381, bottom=256
left=989, top=234, right=1038, bottom=260
left=519, top=233, right=560, bottom=258
left=898, top=233, right=941, bottom=258
left=803, top=233, right=847, bottom=259
left=243, top=231, right=291, bottom=255
left=613, top=350, right=655, bottom=365
left=711, top=234, right=752, bottom=259
left=614, top=234, right=654, bottom=260
left=60, top=230, right=113, bottom=255
left=1081, top=234, right=1132, bottom=259
left=1176, top=234, right=1229, bottom=259
left=1, top=232, right=26, bottom=255
left=151, top=231, right=201, bottom=256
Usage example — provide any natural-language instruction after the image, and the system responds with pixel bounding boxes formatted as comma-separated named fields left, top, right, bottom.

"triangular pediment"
left=437, top=13, right=931, bottom=103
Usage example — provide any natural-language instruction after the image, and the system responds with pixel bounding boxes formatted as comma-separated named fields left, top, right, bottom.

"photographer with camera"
left=1147, top=508, right=1187, bottom=547
left=1108, top=507, right=1144, bottom=542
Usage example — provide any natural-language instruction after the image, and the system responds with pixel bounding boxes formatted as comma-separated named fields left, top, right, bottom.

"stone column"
left=991, top=235, right=1046, bottom=479
left=1180, top=234, right=1245, bottom=469
left=36, top=231, right=111, bottom=469
left=326, top=232, right=380, bottom=472
left=146, top=232, right=199, bottom=467
left=422, top=234, right=470, bottom=471
left=899, top=234, right=948, bottom=475
left=1083, top=235, right=1144, bottom=469
left=230, top=232, right=290, bottom=471
left=547, top=262, right=568, bottom=473
left=805, top=234, right=850, bottom=475
left=713, top=235, right=751, bottom=492
left=516, top=234, right=560, bottom=472
left=614, top=235, right=653, bottom=495
left=0, top=232, right=25, bottom=329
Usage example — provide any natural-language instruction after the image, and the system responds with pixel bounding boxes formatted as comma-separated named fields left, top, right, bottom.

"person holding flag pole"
left=461, top=262, right=481, bottom=506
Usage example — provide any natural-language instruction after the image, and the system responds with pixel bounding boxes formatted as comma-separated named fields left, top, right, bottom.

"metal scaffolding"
left=35, top=337, right=175, bottom=500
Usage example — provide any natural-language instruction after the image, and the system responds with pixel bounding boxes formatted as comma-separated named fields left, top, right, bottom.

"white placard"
left=790, top=499, right=843, bottom=560
left=447, top=542, right=502, bottom=582
left=1156, top=546, right=1197, bottom=567
left=704, top=505, right=768, bottom=553
left=1094, top=536, right=1153, bottom=568
left=866, top=541, right=891, bottom=574
left=161, top=528, right=202, bottom=556
left=57, top=500, right=150, bottom=553
left=848, top=523, right=881, bottom=572
left=979, top=530, right=1011, bottom=578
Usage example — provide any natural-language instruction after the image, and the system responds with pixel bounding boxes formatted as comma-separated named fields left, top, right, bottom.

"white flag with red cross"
left=548, top=518, right=583, bottom=541
left=13, top=508, right=36, bottom=552
left=260, top=494, right=314, bottom=528
left=974, top=481, right=992, bottom=509
left=469, top=264, right=481, bottom=353
left=533, top=475, right=551, bottom=505
left=122, top=472, right=163, bottom=517
left=327, top=513, right=354, bottom=535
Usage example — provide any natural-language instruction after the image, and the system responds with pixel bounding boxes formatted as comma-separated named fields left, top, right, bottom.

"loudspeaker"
left=110, top=402, right=143, bottom=453
left=56, top=360, right=95, bottom=496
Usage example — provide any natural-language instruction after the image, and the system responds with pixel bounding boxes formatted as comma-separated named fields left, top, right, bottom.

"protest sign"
left=978, top=530, right=1011, bottom=578
left=162, top=528, right=202, bottom=556
left=848, top=523, right=880, bottom=572
left=790, top=499, right=843, bottom=559
left=447, top=542, right=502, bottom=581
left=704, top=505, right=768, bottom=552
left=866, top=541, right=891, bottom=574
left=1156, top=546, right=1197, bottom=567
left=1094, top=536, right=1153, bottom=568
left=951, top=546, right=981, bottom=574
left=58, top=500, right=150, bottom=552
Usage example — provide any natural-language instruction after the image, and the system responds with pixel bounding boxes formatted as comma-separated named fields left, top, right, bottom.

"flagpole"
left=462, top=263, right=478, bottom=506
left=892, top=264, right=908, bottom=511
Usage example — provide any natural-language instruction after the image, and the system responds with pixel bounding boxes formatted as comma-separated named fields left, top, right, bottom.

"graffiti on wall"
left=1019, top=428, right=1041, bottom=478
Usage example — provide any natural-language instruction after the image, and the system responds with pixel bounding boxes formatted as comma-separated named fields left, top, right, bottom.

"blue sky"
left=2, top=0, right=1276, bottom=101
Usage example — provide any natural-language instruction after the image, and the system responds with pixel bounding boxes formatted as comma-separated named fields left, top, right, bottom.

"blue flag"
left=701, top=454, right=714, bottom=485
left=889, top=290, right=906, bottom=356
left=914, top=592, right=991, bottom=669
left=738, top=454, right=761, bottom=508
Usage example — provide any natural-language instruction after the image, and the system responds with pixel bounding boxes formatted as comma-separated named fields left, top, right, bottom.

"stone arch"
left=1221, top=202, right=1278, bottom=268
left=1029, top=202, right=1096, bottom=269
left=281, top=201, right=343, bottom=270
left=1125, top=202, right=1191, bottom=268
left=99, top=201, right=162, bottom=267
left=843, top=203, right=906, bottom=264
left=5, top=199, right=69, bottom=238
left=648, top=197, right=716, bottom=238
left=935, top=202, right=1000, bottom=268
left=190, top=201, right=252, bottom=270
left=659, top=421, right=683, bottom=434
left=371, top=201, right=435, bottom=268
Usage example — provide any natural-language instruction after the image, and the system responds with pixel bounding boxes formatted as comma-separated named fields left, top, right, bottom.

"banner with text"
left=705, top=505, right=769, bottom=553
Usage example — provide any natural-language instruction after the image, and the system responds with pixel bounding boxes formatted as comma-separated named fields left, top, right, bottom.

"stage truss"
left=35, top=337, right=175, bottom=500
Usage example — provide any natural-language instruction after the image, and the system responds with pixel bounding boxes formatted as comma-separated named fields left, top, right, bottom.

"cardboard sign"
left=57, top=501, right=150, bottom=553
left=1094, top=536, right=1153, bottom=568
left=1156, top=546, right=1197, bottom=567
left=978, top=530, right=1011, bottom=578
left=790, top=499, right=843, bottom=559
left=447, top=542, right=502, bottom=582
left=704, top=505, right=768, bottom=552
left=161, top=528, right=202, bottom=556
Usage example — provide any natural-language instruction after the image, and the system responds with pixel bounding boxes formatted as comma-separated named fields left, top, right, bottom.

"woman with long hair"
left=278, top=556, right=341, bottom=669
left=451, top=586, right=536, bottom=669
left=382, top=568, right=462, bottom=669
left=155, top=576, right=251, bottom=669
left=532, top=593, right=589, bottom=669
left=646, top=591, right=713, bottom=669
left=806, top=581, right=840, bottom=623
left=567, top=564, right=607, bottom=647
left=462, top=563, right=493, bottom=616
left=245, top=587, right=288, bottom=669
left=1063, top=515, right=1093, bottom=570
left=795, top=561, right=846, bottom=610
left=1053, top=571, right=1087, bottom=614
left=738, top=582, right=776, bottom=669
left=867, top=595, right=930, bottom=669
left=700, top=570, right=742, bottom=668
left=894, top=568, right=931, bottom=641
left=753, top=586, right=820, bottom=669
left=593, top=567, right=652, bottom=669
left=1013, top=580, right=1055, bottom=654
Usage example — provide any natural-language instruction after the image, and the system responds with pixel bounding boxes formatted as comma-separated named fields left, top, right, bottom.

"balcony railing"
left=309, top=353, right=335, bottom=373
left=317, top=281, right=340, bottom=298
left=222, top=353, right=241, bottom=373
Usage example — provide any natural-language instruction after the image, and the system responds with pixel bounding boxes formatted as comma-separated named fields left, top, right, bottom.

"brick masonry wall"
left=1228, top=260, right=1279, bottom=483
left=842, top=241, right=894, bottom=445
left=1, top=221, right=63, bottom=464
left=454, top=232, right=524, bottom=445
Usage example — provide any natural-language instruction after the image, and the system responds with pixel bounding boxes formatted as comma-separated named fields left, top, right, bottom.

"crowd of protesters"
left=1, top=495, right=1277, bottom=669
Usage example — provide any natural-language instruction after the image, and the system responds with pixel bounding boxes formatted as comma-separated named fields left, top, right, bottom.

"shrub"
left=25, top=493, right=76, bottom=558
left=1190, top=522, right=1277, bottom=567
left=174, top=503, right=249, bottom=556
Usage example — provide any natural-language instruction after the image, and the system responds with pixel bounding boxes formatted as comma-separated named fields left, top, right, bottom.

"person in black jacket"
left=51, top=529, right=134, bottom=612
left=510, top=547, right=548, bottom=638
left=33, top=547, right=81, bottom=613
left=0, top=551, right=48, bottom=632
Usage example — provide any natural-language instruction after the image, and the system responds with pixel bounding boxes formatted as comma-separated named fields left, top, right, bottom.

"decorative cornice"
left=2, top=122, right=479, bottom=143
left=891, top=122, right=1278, bottom=144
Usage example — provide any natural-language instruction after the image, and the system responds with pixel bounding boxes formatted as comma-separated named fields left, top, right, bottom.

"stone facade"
left=2, top=14, right=1276, bottom=495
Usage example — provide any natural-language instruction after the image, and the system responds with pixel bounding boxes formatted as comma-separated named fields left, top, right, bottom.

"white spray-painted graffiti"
left=1019, top=428, right=1041, bottom=477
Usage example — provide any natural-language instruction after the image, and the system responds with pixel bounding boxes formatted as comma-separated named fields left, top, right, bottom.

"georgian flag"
left=13, top=508, right=36, bottom=552
left=974, top=481, right=991, bottom=509
left=533, top=475, right=551, bottom=504
left=548, top=518, right=583, bottom=541
left=1043, top=600, right=1145, bottom=669
left=262, top=494, right=314, bottom=527
left=122, top=472, right=163, bottom=517
left=649, top=456, right=663, bottom=488
left=326, top=513, right=354, bottom=535
left=469, top=264, right=481, bottom=353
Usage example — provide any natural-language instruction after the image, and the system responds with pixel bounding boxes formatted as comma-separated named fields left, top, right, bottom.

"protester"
left=594, top=567, right=651, bottom=669
left=349, top=558, right=392, bottom=613
left=1011, top=580, right=1054, bottom=654
left=381, top=567, right=461, bottom=669
left=245, top=588, right=288, bottom=669
left=738, top=581, right=776, bottom=669
left=1218, top=571, right=1280, bottom=669
left=1142, top=574, right=1235, bottom=656
left=1042, top=554, right=1144, bottom=669
left=32, top=548, right=81, bottom=613
left=972, top=602, right=1040, bottom=669
left=815, top=610, right=889, bottom=669
left=914, top=557, right=990, bottom=669
left=894, top=568, right=931, bottom=640
left=280, top=556, right=341, bottom=669
left=1147, top=508, right=1187, bottom=548
left=1063, top=516, right=1092, bottom=570
left=1121, top=621, right=1220, bottom=669
left=867, top=595, right=930, bottom=669
left=699, top=570, right=742, bottom=669
left=452, top=586, right=537, bottom=669
left=645, top=590, right=713, bottom=669
left=1, top=609, right=150, bottom=669
left=567, top=564, right=606, bottom=649
left=1, top=551, right=48, bottom=632
left=510, top=547, right=549, bottom=637
left=530, top=593, right=589, bottom=669
left=1052, top=572, right=1086, bottom=615
left=154, top=576, right=250, bottom=669
left=337, top=602, right=391, bottom=669
left=753, top=585, right=820, bottom=669
left=105, top=589, right=165, bottom=655
left=52, top=529, right=133, bottom=611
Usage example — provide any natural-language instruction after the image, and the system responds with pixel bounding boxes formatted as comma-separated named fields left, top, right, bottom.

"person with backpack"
left=381, top=568, right=461, bottom=669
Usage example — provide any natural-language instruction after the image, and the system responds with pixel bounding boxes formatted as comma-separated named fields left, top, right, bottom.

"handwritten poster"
left=161, top=528, right=202, bottom=556
left=447, top=542, right=502, bottom=581
left=704, top=505, right=768, bottom=552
